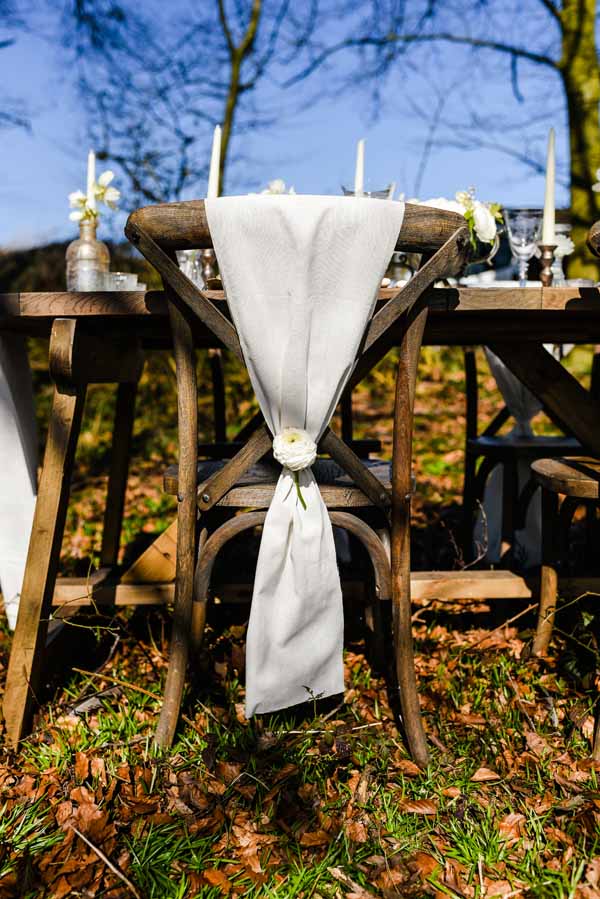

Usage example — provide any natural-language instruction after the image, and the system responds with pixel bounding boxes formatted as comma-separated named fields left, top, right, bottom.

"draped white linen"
left=205, top=195, right=404, bottom=715
left=475, top=346, right=572, bottom=568
left=0, top=335, right=38, bottom=629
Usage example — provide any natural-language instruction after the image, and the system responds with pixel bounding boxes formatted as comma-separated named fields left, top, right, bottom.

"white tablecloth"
left=206, top=195, right=404, bottom=715
left=0, top=335, right=38, bottom=628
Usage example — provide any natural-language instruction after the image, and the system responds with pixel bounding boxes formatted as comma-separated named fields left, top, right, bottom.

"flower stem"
left=294, top=471, right=307, bottom=510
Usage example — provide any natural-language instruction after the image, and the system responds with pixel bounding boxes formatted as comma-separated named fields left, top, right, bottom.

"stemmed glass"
left=503, top=208, right=543, bottom=287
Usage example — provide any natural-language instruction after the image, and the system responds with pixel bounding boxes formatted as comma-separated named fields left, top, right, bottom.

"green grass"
left=2, top=346, right=600, bottom=896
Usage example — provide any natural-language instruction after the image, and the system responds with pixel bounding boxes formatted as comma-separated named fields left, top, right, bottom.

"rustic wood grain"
left=531, top=456, right=600, bottom=499
left=532, top=488, right=559, bottom=657
left=391, top=306, right=429, bottom=768
left=3, top=381, right=86, bottom=746
left=126, top=201, right=466, bottom=254
left=154, top=291, right=199, bottom=749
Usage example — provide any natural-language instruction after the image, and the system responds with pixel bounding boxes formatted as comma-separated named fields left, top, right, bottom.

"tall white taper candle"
left=354, top=138, right=365, bottom=196
left=207, top=125, right=222, bottom=199
left=541, top=128, right=555, bottom=245
left=86, top=149, right=96, bottom=213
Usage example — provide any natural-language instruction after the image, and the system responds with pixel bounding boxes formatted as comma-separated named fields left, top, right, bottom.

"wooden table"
left=2, top=284, right=600, bottom=746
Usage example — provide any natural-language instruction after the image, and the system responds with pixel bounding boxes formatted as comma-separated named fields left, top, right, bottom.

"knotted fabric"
left=205, top=195, right=404, bottom=715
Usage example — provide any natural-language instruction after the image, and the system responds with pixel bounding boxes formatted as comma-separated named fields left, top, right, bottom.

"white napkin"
left=0, top=335, right=38, bottom=629
left=206, top=195, right=404, bottom=714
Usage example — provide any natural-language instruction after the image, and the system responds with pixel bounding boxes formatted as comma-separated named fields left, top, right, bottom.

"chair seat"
left=467, top=435, right=580, bottom=460
left=164, top=458, right=393, bottom=509
left=531, top=457, right=600, bottom=499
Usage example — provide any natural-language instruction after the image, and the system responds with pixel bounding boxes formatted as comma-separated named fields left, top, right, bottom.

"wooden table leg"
left=3, top=383, right=85, bottom=746
left=3, top=319, right=143, bottom=747
left=100, top=380, right=139, bottom=569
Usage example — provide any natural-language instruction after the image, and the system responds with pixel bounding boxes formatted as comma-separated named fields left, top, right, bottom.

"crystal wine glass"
left=503, top=208, right=543, bottom=287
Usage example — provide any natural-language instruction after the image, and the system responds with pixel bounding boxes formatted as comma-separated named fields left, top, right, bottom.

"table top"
left=2, top=285, right=600, bottom=345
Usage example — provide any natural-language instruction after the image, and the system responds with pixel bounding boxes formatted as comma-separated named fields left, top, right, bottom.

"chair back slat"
left=126, top=201, right=466, bottom=255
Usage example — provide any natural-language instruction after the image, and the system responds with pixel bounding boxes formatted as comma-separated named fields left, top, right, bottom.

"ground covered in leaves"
left=1, top=345, right=600, bottom=897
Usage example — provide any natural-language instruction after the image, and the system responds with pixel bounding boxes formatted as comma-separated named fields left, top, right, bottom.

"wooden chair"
left=125, top=200, right=470, bottom=766
left=462, top=346, right=580, bottom=562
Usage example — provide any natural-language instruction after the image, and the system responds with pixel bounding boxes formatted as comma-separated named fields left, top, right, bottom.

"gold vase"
left=65, top=219, right=110, bottom=291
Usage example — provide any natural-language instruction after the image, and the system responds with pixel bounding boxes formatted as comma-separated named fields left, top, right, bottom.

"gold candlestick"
left=538, top=243, right=557, bottom=287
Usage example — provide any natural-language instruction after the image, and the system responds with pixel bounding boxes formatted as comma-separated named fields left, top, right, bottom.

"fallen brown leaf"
left=498, top=812, right=526, bottom=843
left=398, top=797, right=438, bottom=815
left=203, top=868, right=231, bottom=895
left=300, top=829, right=332, bottom=847
left=470, top=767, right=501, bottom=782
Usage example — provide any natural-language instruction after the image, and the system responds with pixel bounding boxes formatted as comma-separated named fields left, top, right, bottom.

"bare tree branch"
left=536, top=0, right=562, bottom=25
left=285, top=30, right=557, bottom=87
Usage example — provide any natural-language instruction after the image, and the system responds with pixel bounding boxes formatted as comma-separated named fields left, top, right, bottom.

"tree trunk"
left=560, top=0, right=600, bottom=278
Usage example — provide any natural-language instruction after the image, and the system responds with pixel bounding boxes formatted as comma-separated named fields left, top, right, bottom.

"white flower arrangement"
left=261, top=179, right=296, bottom=195
left=413, top=189, right=503, bottom=249
left=69, top=170, right=121, bottom=223
left=554, top=233, right=575, bottom=258
left=272, top=427, right=317, bottom=509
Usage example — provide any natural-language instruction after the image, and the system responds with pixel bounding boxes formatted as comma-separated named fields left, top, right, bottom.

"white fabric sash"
left=205, top=195, right=404, bottom=715
left=0, top=335, right=38, bottom=629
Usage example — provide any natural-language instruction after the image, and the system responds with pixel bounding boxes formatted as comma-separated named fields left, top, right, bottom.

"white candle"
left=86, top=149, right=96, bottom=213
left=207, top=125, right=222, bottom=198
left=542, top=127, right=555, bottom=244
left=354, top=138, right=365, bottom=196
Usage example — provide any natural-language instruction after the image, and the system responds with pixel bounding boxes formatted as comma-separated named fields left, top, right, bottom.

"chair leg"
left=392, top=308, right=429, bottom=768
left=190, top=526, right=209, bottom=653
left=100, top=380, right=138, bottom=569
left=3, top=384, right=86, bottom=747
left=592, top=707, right=600, bottom=761
left=461, top=450, right=478, bottom=563
left=501, top=458, right=519, bottom=555
left=155, top=302, right=198, bottom=749
left=532, top=488, right=559, bottom=657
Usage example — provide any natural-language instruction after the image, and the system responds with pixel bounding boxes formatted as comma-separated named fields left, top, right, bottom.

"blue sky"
left=0, top=10, right=570, bottom=248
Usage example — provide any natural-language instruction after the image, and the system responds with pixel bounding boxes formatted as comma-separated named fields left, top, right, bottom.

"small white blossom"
left=97, top=170, right=115, bottom=187
left=69, top=209, right=85, bottom=222
left=103, top=186, right=121, bottom=208
left=69, top=190, right=87, bottom=208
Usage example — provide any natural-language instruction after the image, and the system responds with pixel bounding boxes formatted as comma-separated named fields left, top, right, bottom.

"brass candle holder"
left=538, top=243, right=557, bottom=287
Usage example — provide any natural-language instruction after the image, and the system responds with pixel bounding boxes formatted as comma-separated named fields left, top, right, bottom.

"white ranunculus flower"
left=98, top=170, right=115, bottom=187
left=69, top=209, right=85, bottom=221
left=272, top=428, right=317, bottom=471
left=69, top=190, right=86, bottom=208
left=472, top=201, right=497, bottom=243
